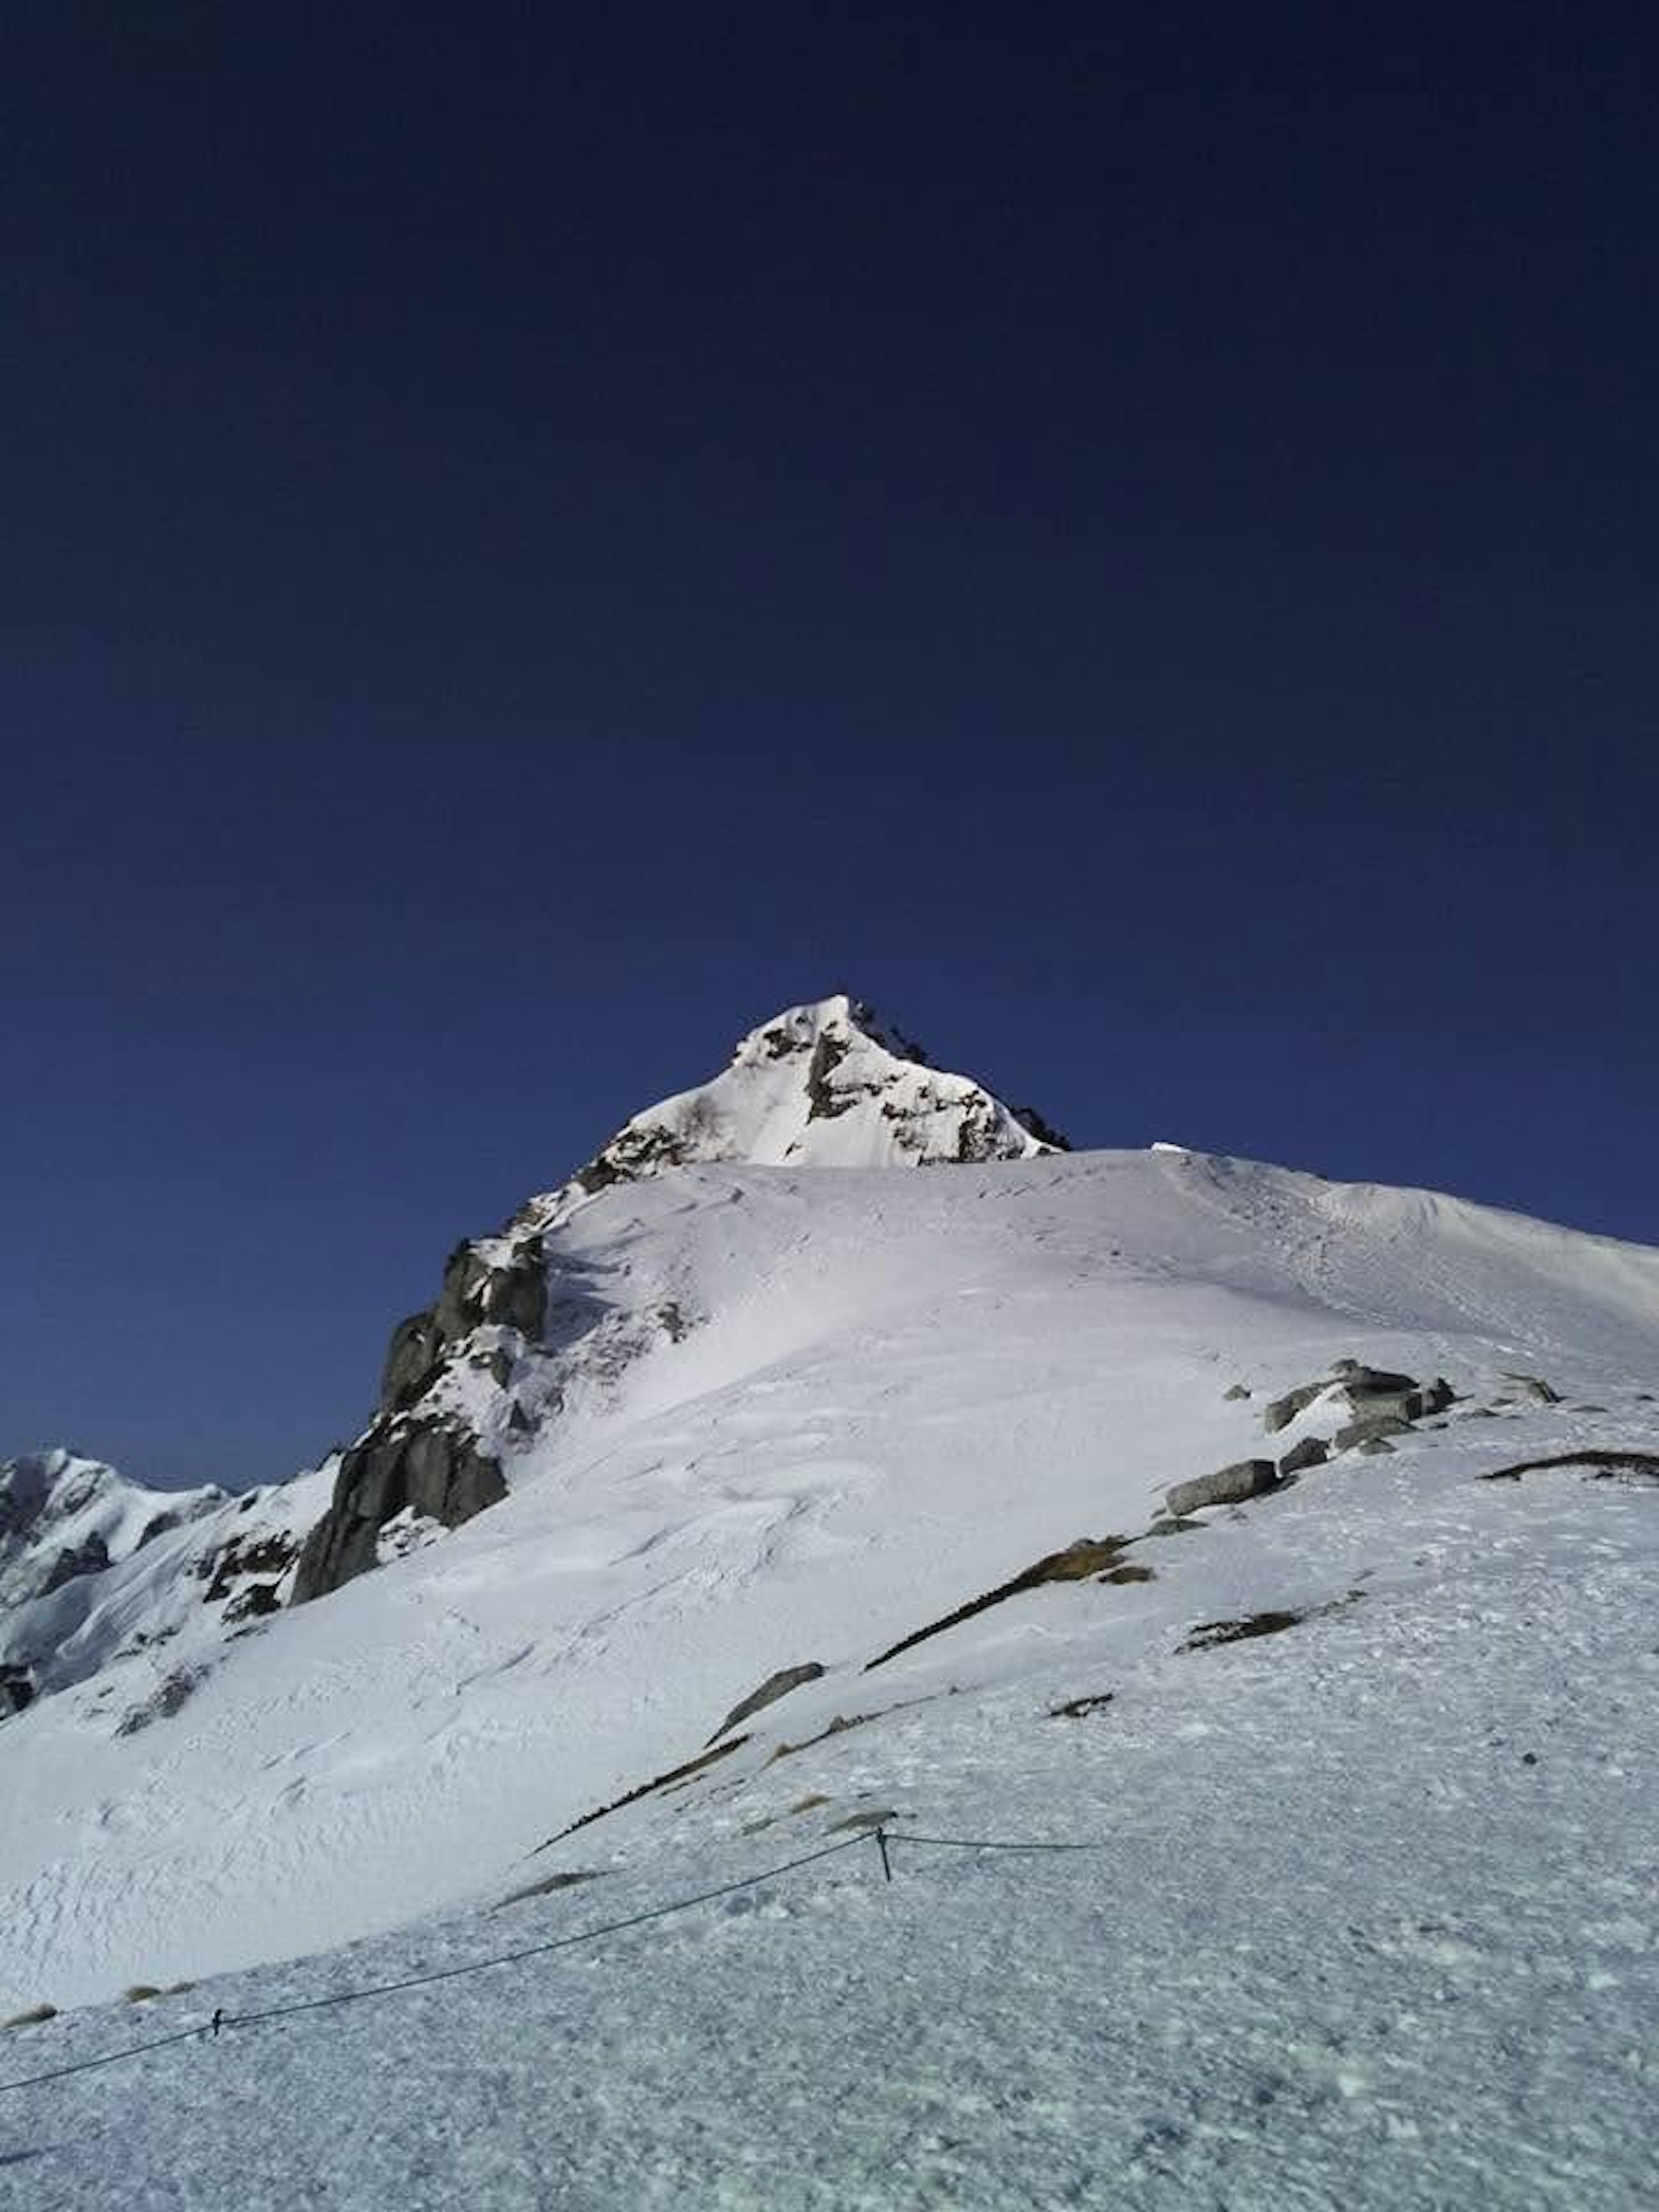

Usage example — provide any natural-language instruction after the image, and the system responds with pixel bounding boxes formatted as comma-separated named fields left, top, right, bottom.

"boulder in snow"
left=1165, top=1460, right=1281, bottom=1516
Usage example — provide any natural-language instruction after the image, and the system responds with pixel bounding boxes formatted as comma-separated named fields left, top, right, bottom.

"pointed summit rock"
left=567, top=992, right=1065, bottom=1198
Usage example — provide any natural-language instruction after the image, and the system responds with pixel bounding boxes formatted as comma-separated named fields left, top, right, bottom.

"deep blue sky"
left=5, top=4, right=1656, bottom=1489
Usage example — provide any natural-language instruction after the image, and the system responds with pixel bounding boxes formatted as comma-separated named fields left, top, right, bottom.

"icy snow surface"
left=3, top=1143, right=1658, bottom=2206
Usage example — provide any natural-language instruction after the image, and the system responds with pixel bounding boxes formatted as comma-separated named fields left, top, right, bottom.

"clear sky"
left=6, top=4, right=1656, bottom=1489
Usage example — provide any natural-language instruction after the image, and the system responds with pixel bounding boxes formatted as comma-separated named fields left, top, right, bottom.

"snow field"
left=2, top=1138, right=1658, bottom=2203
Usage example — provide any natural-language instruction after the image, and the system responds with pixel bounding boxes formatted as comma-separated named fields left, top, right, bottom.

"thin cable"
left=231, top=1832, right=865, bottom=2028
left=899, top=1832, right=1111, bottom=1853
left=0, top=1831, right=865, bottom=2096
left=0, top=2023, right=206, bottom=2095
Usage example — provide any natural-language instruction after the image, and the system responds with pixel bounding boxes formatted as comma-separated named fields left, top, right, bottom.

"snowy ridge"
left=539, top=992, right=1063, bottom=1202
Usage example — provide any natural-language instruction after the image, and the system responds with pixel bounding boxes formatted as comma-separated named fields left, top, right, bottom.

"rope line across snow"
left=0, top=1822, right=1111, bottom=2098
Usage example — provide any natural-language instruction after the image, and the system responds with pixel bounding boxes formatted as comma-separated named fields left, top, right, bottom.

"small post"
left=874, top=1825, right=893, bottom=1884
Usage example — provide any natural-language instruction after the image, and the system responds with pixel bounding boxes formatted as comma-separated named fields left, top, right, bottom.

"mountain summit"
left=560, top=993, right=1066, bottom=1195
left=289, top=995, right=1065, bottom=1602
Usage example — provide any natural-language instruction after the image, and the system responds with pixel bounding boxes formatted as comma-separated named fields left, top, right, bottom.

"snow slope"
left=3, top=1227, right=1657, bottom=2205
left=2, top=1144, right=1656, bottom=2028
left=3, top=998, right=1657, bottom=2206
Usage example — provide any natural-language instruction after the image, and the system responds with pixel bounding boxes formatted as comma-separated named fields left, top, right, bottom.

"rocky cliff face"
left=289, top=994, right=1067, bottom=1603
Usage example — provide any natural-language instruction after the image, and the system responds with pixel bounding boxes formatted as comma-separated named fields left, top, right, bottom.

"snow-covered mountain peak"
left=726, top=992, right=927, bottom=1071
left=557, top=991, right=1066, bottom=1206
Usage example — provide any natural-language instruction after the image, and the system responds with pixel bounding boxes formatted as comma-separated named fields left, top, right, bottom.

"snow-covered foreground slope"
left=3, top=1143, right=1656, bottom=2025
left=3, top=1350, right=1657, bottom=2207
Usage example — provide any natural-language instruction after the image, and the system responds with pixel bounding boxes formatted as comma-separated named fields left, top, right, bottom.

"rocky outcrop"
left=379, top=1237, right=548, bottom=1417
left=707, top=1662, right=825, bottom=1744
left=289, top=1219, right=553, bottom=1603
left=0, top=1667, right=33, bottom=1719
left=1333, top=1411, right=1412, bottom=1454
left=1165, top=1460, right=1281, bottom=1517
left=39, top=1532, right=111, bottom=1595
left=1263, top=1382, right=1328, bottom=1434
left=1263, top=1363, right=1453, bottom=1450
left=1279, top=1437, right=1328, bottom=1477
left=1501, top=1371, right=1561, bottom=1405
left=291, top=1418, right=505, bottom=1604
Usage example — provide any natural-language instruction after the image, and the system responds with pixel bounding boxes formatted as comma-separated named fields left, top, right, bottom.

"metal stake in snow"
left=874, top=1826, right=893, bottom=1884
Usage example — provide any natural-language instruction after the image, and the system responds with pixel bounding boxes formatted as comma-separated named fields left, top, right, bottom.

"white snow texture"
left=1, top=996, right=1656, bottom=2209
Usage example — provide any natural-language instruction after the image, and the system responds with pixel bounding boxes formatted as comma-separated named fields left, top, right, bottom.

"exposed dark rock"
left=1181, top=1591, right=1365, bottom=1653
left=1011, top=1103, right=1071, bottom=1150
left=866, top=1534, right=1133, bottom=1672
left=291, top=1420, right=505, bottom=1604
left=1333, top=1412, right=1412, bottom=1453
left=1223, top=1383, right=1252, bottom=1402
left=40, top=1531, right=111, bottom=1594
left=804, top=1033, right=853, bottom=1120
left=1502, top=1372, right=1561, bottom=1405
left=1263, top=1382, right=1328, bottom=1434
left=1165, top=1459, right=1281, bottom=1517
left=222, top=1582, right=282, bottom=1624
left=494, top=1868, right=610, bottom=1910
left=1049, top=1691, right=1115, bottom=1719
left=1478, top=1449, right=1659, bottom=1487
left=115, top=1666, right=206, bottom=1736
left=443, top=1237, right=549, bottom=1338
left=1279, top=1437, right=1329, bottom=1478
left=1182, top=1608, right=1306, bottom=1649
left=1332, top=1376, right=1454, bottom=1426
left=378, top=1235, right=549, bottom=1422
left=1270, top=1366, right=1451, bottom=1440
left=0, top=1667, right=34, bottom=1718
left=380, top=1311, right=446, bottom=1414
left=707, top=1661, right=826, bottom=1744
left=531, top=1734, right=751, bottom=1850
left=1332, top=1366, right=1418, bottom=1398
left=202, top=1530, right=297, bottom=1602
